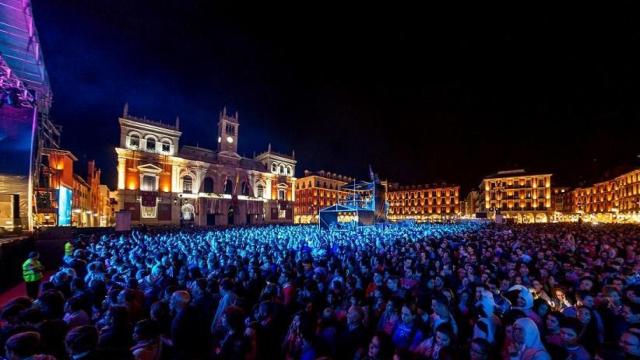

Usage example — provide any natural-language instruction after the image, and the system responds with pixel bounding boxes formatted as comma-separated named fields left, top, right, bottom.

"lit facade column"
left=117, top=157, right=126, bottom=190
left=291, top=178, right=296, bottom=202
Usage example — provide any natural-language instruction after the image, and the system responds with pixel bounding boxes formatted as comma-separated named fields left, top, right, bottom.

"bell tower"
left=217, top=107, right=239, bottom=155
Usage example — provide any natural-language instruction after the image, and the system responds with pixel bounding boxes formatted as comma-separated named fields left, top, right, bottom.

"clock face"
left=226, top=136, right=234, bottom=143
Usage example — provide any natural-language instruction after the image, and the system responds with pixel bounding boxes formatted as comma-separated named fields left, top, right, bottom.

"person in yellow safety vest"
left=22, top=251, right=44, bottom=299
left=64, top=240, right=74, bottom=257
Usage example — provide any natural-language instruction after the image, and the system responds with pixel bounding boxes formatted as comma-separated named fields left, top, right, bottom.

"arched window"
left=287, top=166, right=292, bottom=175
left=279, top=165, right=285, bottom=174
left=182, top=176, right=193, bottom=193
left=257, top=184, right=265, bottom=198
left=129, top=134, right=140, bottom=148
left=146, top=137, right=156, bottom=151
left=241, top=181, right=250, bottom=196
left=203, top=177, right=214, bottom=193
left=278, top=188, right=286, bottom=200
left=161, top=140, right=171, bottom=153
left=224, top=179, right=233, bottom=194
left=271, top=163, right=277, bottom=173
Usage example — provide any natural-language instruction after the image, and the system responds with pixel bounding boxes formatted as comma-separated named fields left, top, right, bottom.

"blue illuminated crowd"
left=3, top=222, right=640, bottom=359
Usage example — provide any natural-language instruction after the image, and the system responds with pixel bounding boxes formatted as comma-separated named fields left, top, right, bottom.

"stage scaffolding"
left=318, top=168, right=387, bottom=230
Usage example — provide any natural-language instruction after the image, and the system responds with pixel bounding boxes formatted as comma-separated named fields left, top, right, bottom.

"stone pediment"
left=137, top=163, right=163, bottom=173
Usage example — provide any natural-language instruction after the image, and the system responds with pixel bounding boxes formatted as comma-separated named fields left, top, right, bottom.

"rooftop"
left=484, top=169, right=552, bottom=179
left=388, top=183, right=459, bottom=191
left=255, top=143, right=296, bottom=161
left=301, top=170, right=355, bottom=183
left=179, top=145, right=267, bottom=172
left=121, top=114, right=180, bottom=132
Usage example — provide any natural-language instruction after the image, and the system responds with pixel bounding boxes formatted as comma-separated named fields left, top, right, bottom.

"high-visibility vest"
left=22, top=259, right=43, bottom=282
left=64, top=241, right=73, bottom=256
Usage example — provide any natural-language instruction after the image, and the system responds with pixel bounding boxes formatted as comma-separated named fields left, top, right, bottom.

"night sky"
left=32, top=1, right=640, bottom=194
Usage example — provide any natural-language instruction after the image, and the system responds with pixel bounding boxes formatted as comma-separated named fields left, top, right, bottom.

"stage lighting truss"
left=0, top=55, right=36, bottom=108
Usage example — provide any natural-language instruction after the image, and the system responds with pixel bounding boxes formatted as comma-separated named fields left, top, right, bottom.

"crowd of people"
left=2, top=221, right=640, bottom=359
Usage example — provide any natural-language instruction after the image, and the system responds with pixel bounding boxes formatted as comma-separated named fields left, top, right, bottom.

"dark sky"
left=32, top=1, right=640, bottom=194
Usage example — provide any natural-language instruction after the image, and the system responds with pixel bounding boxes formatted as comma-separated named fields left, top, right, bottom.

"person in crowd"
left=576, top=305, right=602, bottom=356
left=473, top=289, right=499, bottom=345
left=215, top=306, right=249, bottom=360
left=508, top=317, right=551, bottom=360
left=64, top=295, right=91, bottom=329
left=619, top=327, right=640, bottom=360
left=413, top=322, right=455, bottom=359
left=560, top=317, right=592, bottom=360
left=390, top=304, right=424, bottom=351
left=130, top=319, right=163, bottom=360
left=170, top=290, right=209, bottom=359
left=97, top=305, right=132, bottom=358
left=65, top=325, right=102, bottom=360
left=363, top=331, right=394, bottom=360
left=22, top=252, right=44, bottom=300
left=4, top=331, right=49, bottom=360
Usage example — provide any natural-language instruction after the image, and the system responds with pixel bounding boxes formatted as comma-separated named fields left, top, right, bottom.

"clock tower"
left=217, top=107, right=239, bottom=156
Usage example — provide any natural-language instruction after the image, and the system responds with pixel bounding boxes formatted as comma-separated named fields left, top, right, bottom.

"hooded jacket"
left=511, top=317, right=551, bottom=360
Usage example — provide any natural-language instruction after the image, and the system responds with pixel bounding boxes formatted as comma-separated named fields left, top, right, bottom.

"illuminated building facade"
left=461, top=190, right=480, bottom=217
left=550, top=187, right=572, bottom=212
left=480, top=169, right=552, bottom=223
left=33, top=149, right=76, bottom=226
left=572, top=168, right=640, bottom=222
left=294, top=170, right=355, bottom=223
left=33, top=149, right=112, bottom=227
left=72, top=175, right=91, bottom=227
left=115, top=106, right=296, bottom=226
left=386, top=183, right=460, bottom=221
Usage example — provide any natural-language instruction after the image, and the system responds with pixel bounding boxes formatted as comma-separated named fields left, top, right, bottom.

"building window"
left=226, top=124, right=235, bottom=135
left=224, top=179, right=233, bottom=194
left=161, top=140, right=171, bottom=153
left=182, top=176, right=193, bottom=193
left=146, top=138, right=156, bottom=151
left=257, top=184, right=264, bottom=198
left=141, top=175, right=157, bottom=191
left=241, top=181, right=250, bottom=196
left=279, top=165, right=285, bottom=174
left=272, top=163, right=277, bottom=173
left=278, top=188, right=286, bottom=201
left=129, top=134, right=140, bottom=148
left=203, top=177, right=214, bottom=193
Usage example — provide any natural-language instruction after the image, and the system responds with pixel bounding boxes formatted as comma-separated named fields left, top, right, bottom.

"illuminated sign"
left=58, top=186, right=72, bottom=226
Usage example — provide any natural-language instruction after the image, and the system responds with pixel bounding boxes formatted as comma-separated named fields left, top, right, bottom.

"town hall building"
left=114, top=105, right=296, bottom=226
